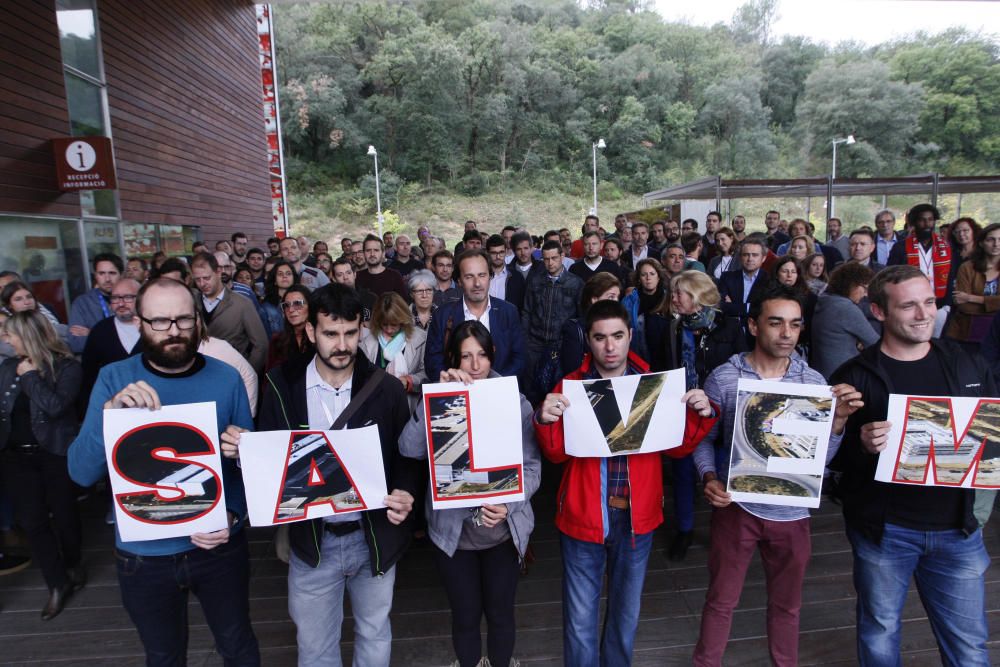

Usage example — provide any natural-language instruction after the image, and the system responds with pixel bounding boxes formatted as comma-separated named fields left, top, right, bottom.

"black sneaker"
left=0, top=553, right=31, bottom=576
left=667, top=531, right=693, bottom=562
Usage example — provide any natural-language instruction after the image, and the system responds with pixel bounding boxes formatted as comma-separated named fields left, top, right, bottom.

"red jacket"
left=534, top=352, right=717, bottom=543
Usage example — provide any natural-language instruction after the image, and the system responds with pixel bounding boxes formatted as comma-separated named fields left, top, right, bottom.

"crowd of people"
left=0, top=204, right=995, bottom=666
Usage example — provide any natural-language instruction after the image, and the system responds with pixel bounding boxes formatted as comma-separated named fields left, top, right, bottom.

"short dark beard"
left=141, top=329, right=198, bottom=369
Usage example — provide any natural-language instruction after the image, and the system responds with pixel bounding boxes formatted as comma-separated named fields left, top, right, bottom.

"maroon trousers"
left=693, top=503, right=811, bottom=667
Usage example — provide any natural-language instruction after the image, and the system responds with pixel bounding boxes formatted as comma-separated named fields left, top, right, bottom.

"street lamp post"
left=591, top=138, right=606, bottom=216
left=830, top=134, right=856, bottom=217
left=367, top=145, right=384, bottom=237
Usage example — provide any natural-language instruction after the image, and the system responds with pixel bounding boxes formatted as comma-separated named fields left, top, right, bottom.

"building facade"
left=1, top=0, right=273, bottom=317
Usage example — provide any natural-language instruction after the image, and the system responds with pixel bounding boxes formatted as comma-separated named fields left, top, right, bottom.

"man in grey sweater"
left=691, top=285, right=862, bottom=667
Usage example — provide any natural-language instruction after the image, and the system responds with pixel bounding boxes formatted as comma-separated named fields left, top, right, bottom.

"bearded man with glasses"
left=68, top=277, right=261, bottom=666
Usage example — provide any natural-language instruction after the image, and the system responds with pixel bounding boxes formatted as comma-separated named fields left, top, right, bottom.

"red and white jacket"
left=534, top=352, right=717, bottom=544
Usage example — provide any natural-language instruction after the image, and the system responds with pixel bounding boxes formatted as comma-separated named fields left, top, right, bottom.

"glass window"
left=123, top=223, right=158, bottom=257
left=84, top=220, right=122, bottom=263
left=80, top=189, right=117, bottom=218
left=64, top=72, right=105, bottom=136
left=0, top=216, right=86, bottom=319
left=159, top=225, right=189, bottom=256
left=56, top=0, right=101, bottom=79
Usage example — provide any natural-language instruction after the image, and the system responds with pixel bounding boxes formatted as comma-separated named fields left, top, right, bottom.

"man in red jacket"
left=534, top=300, right=717, bottom=666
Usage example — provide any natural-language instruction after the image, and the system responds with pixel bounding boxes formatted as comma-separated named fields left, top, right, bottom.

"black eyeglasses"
left=110, top=295, right=137, bottom=303
left=140, top=315, right=197, bottom=331
left=281, top=299, right=307, bottom=310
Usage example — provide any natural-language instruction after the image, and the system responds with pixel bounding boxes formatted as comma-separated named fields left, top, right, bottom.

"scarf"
left=680, top=306, right=717, bottom=332
left=679, top=307, right=718, bottom=390
left=638, top=286, right=665, bottom=315
left=905, top=233, right=950, bottom=299
left=378, top=331, right=406, bottom=361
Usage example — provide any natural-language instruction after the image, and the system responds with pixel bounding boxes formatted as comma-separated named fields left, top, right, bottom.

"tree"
left=760, top=36, right=824, bottom=127
left=795, top=60, right=924, bottom=176
left=887, top=32, right=1000, bottom=171
left=730, top=0, right=779, bottom=46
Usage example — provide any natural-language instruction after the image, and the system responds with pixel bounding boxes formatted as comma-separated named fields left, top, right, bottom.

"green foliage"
left=795, top=60, right=924, bottom=176
left=273, top=0, right=999, bottom=202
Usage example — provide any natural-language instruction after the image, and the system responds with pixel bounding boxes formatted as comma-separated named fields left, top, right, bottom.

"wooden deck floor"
left=2, top=463, right=999, bottom=666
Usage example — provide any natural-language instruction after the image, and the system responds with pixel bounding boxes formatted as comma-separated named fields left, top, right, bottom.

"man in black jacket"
left=830, top=265, right=994, bottom=667
left=226, top=284, right=419, bottom=667
left=570, top=230, right=627, bottom=286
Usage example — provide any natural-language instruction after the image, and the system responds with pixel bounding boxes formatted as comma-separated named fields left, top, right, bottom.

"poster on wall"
left=560, top=370, right=686, bottom=457
left=726, top=379, right=836, bottom=508
left=238, top=427, right=388, bottom=526
left=422, top=376, right=524, bottom=509
left=875, top=395, right=1000, bottom=488
left=103, top=402, right=228, bottom=542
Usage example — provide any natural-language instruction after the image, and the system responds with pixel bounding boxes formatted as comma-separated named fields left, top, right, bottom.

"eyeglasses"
left=281, top=299, right=307, bottom=310
left=110, top=295, right=137, bottom=303
left=140, top=315, right=197, bottom=331
left=411, top=288, right=433, bottom=296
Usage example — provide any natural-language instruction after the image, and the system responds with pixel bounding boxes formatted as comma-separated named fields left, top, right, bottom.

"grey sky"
left=655, top=0, right=999, bottom=46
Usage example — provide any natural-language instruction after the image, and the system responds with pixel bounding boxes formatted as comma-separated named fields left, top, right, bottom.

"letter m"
left=893, top=397, right=1000, bottom=487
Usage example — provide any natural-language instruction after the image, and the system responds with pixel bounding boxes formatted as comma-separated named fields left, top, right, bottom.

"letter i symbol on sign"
left=307, top=459, right=325, bottom=487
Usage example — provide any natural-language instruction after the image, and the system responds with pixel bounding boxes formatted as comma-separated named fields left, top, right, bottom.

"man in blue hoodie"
left=68, top=278, right=259, bottom=666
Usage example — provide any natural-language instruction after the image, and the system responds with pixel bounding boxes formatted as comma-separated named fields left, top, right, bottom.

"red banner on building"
left=257, top=4, right=289, bottom=236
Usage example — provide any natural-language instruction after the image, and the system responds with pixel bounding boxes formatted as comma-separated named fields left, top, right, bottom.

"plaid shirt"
left=607, top=455, right=630, bottom=498
left=582, top=360, right=646, bottom=500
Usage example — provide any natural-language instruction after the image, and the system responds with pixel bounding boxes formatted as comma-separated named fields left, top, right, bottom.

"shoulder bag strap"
left=331, top=368, right=387, bottom=430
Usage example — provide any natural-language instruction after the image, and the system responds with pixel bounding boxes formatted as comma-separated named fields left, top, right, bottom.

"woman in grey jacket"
left=810, top=262, right=880, bottom=380
left=400, top=321, right=541, bottom=667
left=0, top=310, right=85, bottom=620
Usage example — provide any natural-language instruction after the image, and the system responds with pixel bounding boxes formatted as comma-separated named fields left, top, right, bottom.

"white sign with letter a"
left=238, top=426, right=388, bottom=526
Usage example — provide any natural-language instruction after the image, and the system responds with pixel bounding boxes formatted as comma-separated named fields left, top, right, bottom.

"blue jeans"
left=288, top=527, right=395, bottom=667
left=560, top=508, right=653, bottom=667
left=115, top=530, right=259, bottom=667
left=848, top=523, right=990, bottom=667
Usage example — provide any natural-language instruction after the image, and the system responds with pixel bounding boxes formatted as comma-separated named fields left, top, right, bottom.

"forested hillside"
left=273, top=0, right=999, bottom=236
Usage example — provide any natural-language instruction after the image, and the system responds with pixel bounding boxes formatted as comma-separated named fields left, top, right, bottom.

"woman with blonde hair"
left=661, top=270, right=746, bottom=561
left=787, top=235, right=815, bottom=261
left=0, top=310, right=85, bottom=619
left=359, top=291, right=427, bottom=410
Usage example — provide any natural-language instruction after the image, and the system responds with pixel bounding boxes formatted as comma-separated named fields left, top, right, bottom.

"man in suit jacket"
left=718, top=238, right=769, bottom=341
left=622, top=222, right=660, bottom=271
left=848, top=228, right=886, bottom=273
left=424, top=250, right=526, bottom=381
left=191, top=253, right=269, bottom=376
left=486, top=234, right=526, bottom=311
